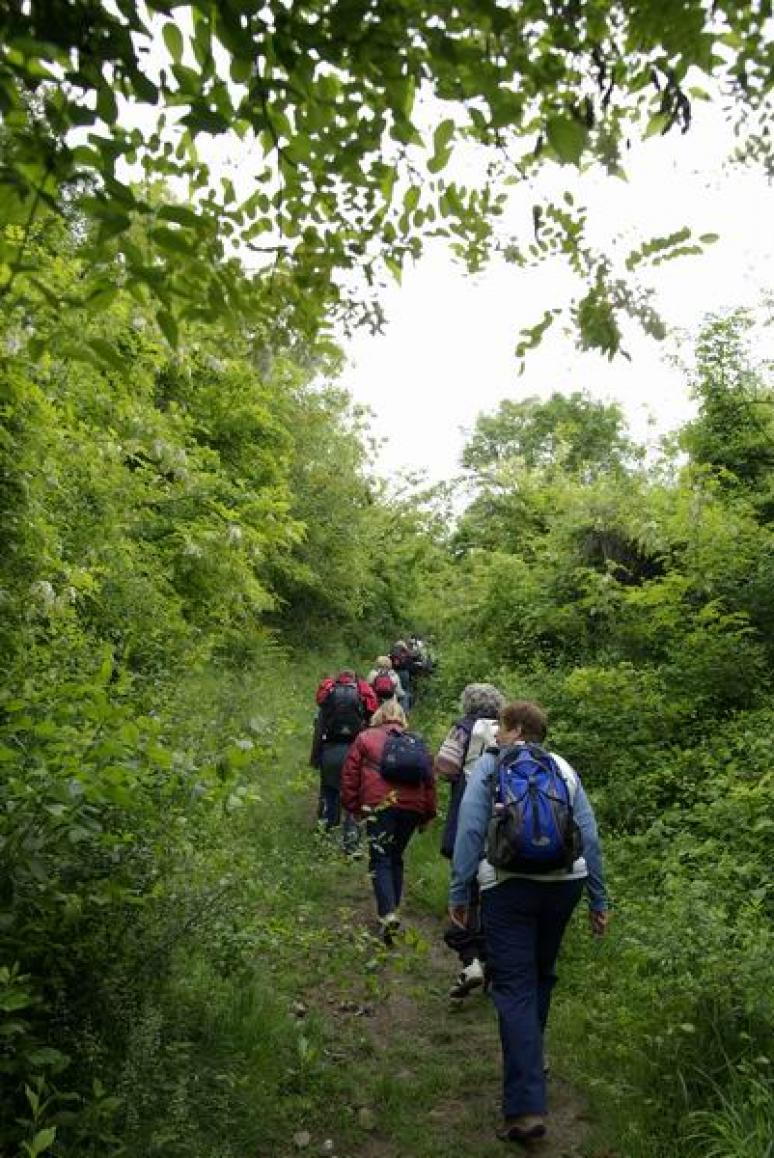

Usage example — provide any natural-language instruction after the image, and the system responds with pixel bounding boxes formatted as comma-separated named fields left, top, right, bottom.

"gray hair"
left=460, top=683, right=505, bottom=721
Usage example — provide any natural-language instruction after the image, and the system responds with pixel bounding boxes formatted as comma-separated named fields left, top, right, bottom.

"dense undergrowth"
left=0, top=207, right=442, bottom=1155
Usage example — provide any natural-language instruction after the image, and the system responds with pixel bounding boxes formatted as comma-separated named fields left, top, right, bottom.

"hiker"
left=366, top=655, right=403, bottom=705
left=341, top=698, right=436, bottom=941
left=310, top=670, right=378, bottom=853
left=449, top=700, right=609, bottom=1145
left=405, top=635, right=434, bottom=705
left=436, top=682, right=506, bottom=999
left=388, top=640, right=414, bottom=708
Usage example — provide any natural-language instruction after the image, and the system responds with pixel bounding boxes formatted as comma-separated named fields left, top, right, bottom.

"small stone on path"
left=357, top=1107, right=376, bottom=1131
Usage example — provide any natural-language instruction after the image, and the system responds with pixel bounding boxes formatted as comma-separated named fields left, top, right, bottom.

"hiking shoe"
left=448, top=958, right=485, bottom=999
left=380, top=912, right=401, bottom=945
left=497, top=1115, right=547, bottom=1144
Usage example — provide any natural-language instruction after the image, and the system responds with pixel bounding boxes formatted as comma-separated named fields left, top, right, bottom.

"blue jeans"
left=482, top=876, right=584, bottom=1118
left=365, top=807, right=421, bottom=917
left=319, top=785, right=360, bottom=851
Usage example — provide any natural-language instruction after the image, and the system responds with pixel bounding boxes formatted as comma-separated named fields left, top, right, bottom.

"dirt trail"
left=305, top=862, right=593, bottom=1158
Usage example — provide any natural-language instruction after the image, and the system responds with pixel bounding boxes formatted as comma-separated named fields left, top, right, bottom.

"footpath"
left=274, top=834, right=594, bottom=1158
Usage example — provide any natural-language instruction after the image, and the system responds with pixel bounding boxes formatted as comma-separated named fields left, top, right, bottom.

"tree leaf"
left=150, top=226, right=196, bottom=256
left=162, top=22, right=185, bottom=65
left=157, top=204, right=201, bottom=229
left=404, top=186, right=420, bottom=213
left=27, top=1127, right=56, bottom=1157
left=96, top=85, right=118, bottom=126
left=428, top=118, right=455, bottom=173
left=546, top=116, right=588, bottom=165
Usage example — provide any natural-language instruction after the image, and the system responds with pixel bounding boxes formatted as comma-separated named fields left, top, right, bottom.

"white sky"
left=338, top=99, right=774, bottom=485
left=119, top=23, right=774, bottom=485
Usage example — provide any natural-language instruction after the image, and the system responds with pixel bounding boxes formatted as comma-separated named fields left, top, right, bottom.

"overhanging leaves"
left=2, top=1, right=774, bottom=353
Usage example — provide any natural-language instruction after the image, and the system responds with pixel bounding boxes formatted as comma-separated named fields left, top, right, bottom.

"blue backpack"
left=486, top=744, right=582, bottom=873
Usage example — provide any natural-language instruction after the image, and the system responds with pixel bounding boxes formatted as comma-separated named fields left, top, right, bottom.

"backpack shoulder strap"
left=456, top=716, right=475, bottom=762
left=497, top=742, right=524, bottom=767
left=524, top=742, right=556, bottom=770
left=549, top=752, right=579, bottom=799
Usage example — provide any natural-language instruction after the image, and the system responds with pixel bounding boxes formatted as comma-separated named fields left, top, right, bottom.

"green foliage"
left=1, top=1, right=771, bottom=357
left=681, top=311, right=774, bottom=497
left=431, top=312, right=774, bottom=1155
left=4, top=89, right=774, bottom=1155
left=685, top=1066, right=774, bottom=1158
left=0, top=212, right=431, bottom=1151
left=461, top=391, right=634, bottom=476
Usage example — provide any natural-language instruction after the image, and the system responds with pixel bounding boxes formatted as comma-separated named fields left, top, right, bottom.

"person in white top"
left=435, top=682, right=505, bottom=999
left=366, top=655, right=404, bottom=705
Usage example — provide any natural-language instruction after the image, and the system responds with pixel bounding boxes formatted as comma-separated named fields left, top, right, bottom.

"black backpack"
left=379, top=728, right=432, bottom=785
left=320, top=682, right=365, bottom=742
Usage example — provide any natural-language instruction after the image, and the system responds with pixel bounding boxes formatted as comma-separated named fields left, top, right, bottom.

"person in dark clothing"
left=388, top=640, right=413, bottom=709
left=435, top=682, right=505, bottom=999
left=310, top=669, right=378, bottom=852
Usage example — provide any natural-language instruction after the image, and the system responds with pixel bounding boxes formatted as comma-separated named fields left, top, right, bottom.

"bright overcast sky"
left=337, top=98, right=774, bottom=485
left=131, top=23, right=774, bottom=488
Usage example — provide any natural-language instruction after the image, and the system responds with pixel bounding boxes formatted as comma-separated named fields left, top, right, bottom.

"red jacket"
left=315, top=674, right=379, bottom=718
left=340, top=723, right=437, bottom=821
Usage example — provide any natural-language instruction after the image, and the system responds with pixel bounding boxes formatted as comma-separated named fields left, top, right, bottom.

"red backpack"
left=372, top=669, right=395, bottom=701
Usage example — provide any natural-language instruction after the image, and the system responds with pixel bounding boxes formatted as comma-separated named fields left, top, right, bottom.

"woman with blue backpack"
left=449, top=700, right=609, bottom=1145
left=341, top=698, right=436, bottom=942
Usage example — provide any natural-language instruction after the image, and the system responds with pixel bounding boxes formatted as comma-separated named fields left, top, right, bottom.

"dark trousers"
left=444, top=879, right=486, bottom=966
left=319, top=783, right=359, bottom=850
left=365, top=806, right=421, bottom=918
left=396, top=668, right=411, bottom=711
left=319, top=783, right=341, bottom=828
left=482, top=877, right=584, bottom=1118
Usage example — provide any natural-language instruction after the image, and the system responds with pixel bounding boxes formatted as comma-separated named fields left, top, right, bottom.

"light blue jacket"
left=449, top=747, right=608, bottom=911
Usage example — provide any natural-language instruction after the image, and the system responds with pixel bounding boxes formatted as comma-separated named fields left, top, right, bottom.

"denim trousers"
left=482, top=876, right=584, bottom=1118
left=319, top=785, right=360, bottom=850
left=365, top=806, right=421, bottom=918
